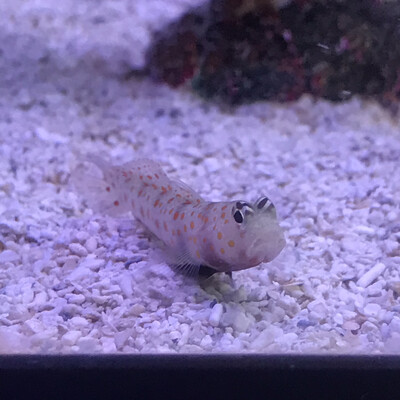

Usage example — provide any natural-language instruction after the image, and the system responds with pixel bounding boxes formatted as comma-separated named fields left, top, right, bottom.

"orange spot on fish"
left=152, top=184, right=158, bottom=190
left=176, top=194, right=182, bottom=198
left=180, top=213, right=185, bottom=220
left=228, top=240, right=235, bottom=247
left=221, top=212, right=226, bottom=219
left=161, top=186, right=167, bottom=193
left=139, top=175, right=143, bottom=180
left=184, top=225, right=187, bottom=232
left=203, top=217, right=208, bottom=223
left=114, top=201, right=119, bottom=206
left=168, top=185, right=172, bottom=190
left=191, top=211, right=195, bottom=216
left=224, top=219, right=229, bottom=224
left=217, top=232, right=222, bottom=240
left=220, top=248, right=225, bottom=254
left=106, top=187, right=110, bottom=192
left=221, top=205, right=227, bottom=211
left=167, top=197, right=174, bottom=204
left=169, top=209, right=173, bottom=215
left=196, top=250, right=201, bottom=259
left=147, top=175, right=152, bottom=180
left=154, top=199, right=159, bottom=207
left=190, top=221, right=195, bottom=229
left=193, top=237, right=197, bottom=244
left=203, top=238, right=207, bottom=243
left=138, top=189, right=143, bottom=197
left=173, top=211, right=179, bottom=220
left=155, top=173, right=159, bottom=179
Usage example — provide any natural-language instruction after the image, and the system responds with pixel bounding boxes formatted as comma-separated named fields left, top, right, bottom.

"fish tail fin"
left=71, top=154, right=132, bottom=216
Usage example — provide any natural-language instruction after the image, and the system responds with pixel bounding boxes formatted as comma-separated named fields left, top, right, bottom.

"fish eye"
left=233, top=209, right=244, bottom=223
left=255, top=196, right=274, bottom=211
left=232, top=202, right=254, bottom=224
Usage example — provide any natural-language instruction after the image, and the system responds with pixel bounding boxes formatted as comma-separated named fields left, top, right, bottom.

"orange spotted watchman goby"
left=72, top=156, right=286, bottom=277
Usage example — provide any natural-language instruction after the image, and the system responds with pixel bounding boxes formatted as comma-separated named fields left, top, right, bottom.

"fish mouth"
left=247, top=230, right=286, bottom=264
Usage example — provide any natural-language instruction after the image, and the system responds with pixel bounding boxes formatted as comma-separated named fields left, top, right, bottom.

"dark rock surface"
left=146, top=0, right=400, bottom=106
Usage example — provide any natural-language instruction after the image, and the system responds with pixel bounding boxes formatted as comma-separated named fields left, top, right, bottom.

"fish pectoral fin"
left=167, top=246, right=219, bottom=279
left=171, top=262, right=219, bottom=280
left=170, top=262, right=201, bottom=277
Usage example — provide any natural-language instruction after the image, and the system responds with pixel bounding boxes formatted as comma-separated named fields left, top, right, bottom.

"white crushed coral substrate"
left=0, top=0, right=400, bottom=354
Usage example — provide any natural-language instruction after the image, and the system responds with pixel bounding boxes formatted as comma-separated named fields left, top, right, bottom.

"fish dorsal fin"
left=169, top=178, right=204, bottom=203
left=121, top=158, right=165, bottom=178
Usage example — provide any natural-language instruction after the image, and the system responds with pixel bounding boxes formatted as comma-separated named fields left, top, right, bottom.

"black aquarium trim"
left=0, top=354, right=399, bottom=399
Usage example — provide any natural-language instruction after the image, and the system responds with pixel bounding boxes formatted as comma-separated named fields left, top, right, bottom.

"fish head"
left=221, top=196, right=286, bottom=270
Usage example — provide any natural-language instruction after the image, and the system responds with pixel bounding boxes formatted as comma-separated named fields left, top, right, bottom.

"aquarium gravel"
left=0, top=0, right=400, bottom=354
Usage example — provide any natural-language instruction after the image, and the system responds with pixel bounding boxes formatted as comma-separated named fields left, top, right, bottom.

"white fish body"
left=72, top=157, right=286, bottom=275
